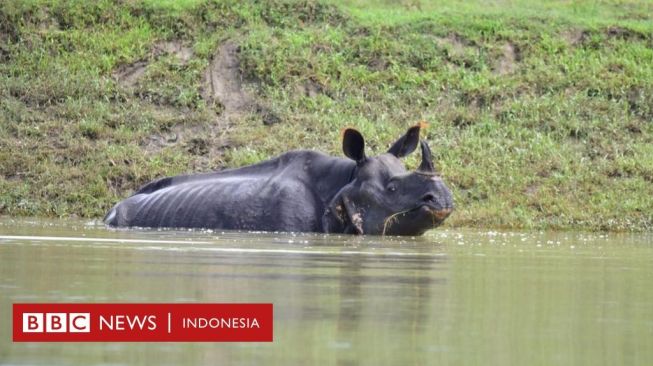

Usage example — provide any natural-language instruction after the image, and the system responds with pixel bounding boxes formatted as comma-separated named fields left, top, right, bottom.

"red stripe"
left=13, top=303, right=273, bottom=342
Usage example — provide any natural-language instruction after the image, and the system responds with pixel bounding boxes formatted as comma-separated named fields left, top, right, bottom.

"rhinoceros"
left=104, top=124, right=453, bottom=235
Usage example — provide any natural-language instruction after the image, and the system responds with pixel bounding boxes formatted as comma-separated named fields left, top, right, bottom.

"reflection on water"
left=0, top=218, right=652, bottom=365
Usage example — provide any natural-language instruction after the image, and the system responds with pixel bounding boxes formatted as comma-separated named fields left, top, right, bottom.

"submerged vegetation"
left=0, top=0, right=652, bottom=231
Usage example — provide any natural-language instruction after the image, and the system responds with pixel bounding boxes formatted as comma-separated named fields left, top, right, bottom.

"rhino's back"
left=104, top=165, right=322, bottom=231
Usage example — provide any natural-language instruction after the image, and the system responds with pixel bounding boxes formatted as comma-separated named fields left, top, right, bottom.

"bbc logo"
left=23, top=313, right=91, bottom=333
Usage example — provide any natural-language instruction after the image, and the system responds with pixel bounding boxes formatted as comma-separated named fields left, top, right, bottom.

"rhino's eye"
left=387, top=183, right=397, bottom=192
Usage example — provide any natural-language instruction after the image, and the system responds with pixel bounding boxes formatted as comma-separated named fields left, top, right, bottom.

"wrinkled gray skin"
left=104, top=125, right=453, bottom=235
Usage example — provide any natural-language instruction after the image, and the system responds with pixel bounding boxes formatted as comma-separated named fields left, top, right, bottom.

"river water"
left=0, top=218, right=652, bottom=365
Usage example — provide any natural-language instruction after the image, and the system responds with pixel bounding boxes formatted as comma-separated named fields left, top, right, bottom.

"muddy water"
left=0, top=218, right=652, bottom=365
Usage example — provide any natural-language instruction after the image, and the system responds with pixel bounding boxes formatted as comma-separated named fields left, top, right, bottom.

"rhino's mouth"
left=382, top=204, right=453, bottom=235
left=428, top=206, right=453, bottom=221
left=414, top=204, right=453, bottom=225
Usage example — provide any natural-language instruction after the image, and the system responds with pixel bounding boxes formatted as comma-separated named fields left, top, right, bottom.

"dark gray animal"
left=104, top=125, right=453, bottom=235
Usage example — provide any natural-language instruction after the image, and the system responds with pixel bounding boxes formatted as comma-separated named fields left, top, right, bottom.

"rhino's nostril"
left=421, top=194, right=435, bottom=203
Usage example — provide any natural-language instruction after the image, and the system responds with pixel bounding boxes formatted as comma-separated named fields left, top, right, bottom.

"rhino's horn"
left=418, top=140, right=436, bottom=174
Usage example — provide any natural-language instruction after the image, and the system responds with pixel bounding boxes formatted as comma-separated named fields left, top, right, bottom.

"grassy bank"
left=1, top=0, right=652, bottom=231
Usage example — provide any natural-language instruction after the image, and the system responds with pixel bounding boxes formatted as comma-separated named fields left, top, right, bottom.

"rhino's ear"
left=388, top=124, right=421, bottom=158
left=342, top=128, right=366, bottom=163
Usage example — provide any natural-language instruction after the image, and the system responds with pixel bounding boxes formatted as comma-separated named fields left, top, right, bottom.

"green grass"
left=1, top=0, right=652, bottom=231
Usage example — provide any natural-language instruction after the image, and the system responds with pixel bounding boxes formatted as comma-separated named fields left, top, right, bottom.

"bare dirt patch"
left=201, top=41, right=252, bottom=115
left=143, top=41, right=262, bottom=167
left=200, top=40, right=280, bottom=125
left=434, top=34, right=482, bottom=69
left=495, top=42, right=520, bottom=75
left=113, top=40, right=194, bottom=88
left=153, top=41, right=193, bottom=64
left=141, top=105, right=234, bottom=170
left=525, top=183, right=539, bottom=196
left=562, top=29, right=590, bottom=46
left=142, top=40, right=278, bottom=167
left=606, top=26, right=647, bottom=41
left=295, top=78, right=326, bottom=98
left=113, top=61, right=148, bottom=88
left=435, top=34, right=468, bottom=56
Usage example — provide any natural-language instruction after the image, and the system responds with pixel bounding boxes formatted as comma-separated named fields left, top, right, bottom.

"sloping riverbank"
left=1, top=0, right=651, bottom=231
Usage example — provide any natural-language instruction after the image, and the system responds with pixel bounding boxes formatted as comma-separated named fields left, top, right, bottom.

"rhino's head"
left=323, top=124, right=454, bottom=236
